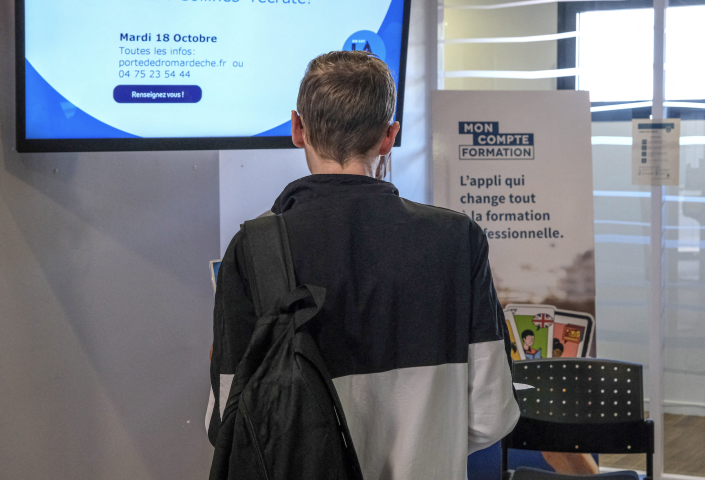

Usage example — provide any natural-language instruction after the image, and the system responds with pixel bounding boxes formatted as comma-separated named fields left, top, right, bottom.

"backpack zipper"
left=240, top=399, right=270, bottom=480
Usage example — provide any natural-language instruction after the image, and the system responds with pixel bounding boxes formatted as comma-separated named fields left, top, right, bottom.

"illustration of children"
left=521, top=330, right=542, bottom=359
left=553, top=338, right=565, bottom=358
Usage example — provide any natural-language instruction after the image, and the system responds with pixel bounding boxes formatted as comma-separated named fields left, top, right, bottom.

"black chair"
left=502, top=358, right=654, bottom=480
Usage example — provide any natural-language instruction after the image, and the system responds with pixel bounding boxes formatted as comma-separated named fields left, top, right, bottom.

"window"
left=576, top=5, right=705, bottom=102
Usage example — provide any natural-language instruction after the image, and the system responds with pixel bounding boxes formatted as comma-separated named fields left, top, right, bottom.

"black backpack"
left=209, top=214, right=364, bottom=480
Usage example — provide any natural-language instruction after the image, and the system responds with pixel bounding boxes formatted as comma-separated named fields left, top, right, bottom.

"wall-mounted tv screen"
left=16, top=0, right=410, bottom=153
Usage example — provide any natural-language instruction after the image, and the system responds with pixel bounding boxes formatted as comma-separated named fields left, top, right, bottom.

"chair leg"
left=501, top=436, right=508, bottom=473
left=645, top=419, right=655, bottom=480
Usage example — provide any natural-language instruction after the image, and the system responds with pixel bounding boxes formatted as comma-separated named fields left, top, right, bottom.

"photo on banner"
left=505, top=304, right=555, bottom=360
left=554, top=310, right=594, bottom=358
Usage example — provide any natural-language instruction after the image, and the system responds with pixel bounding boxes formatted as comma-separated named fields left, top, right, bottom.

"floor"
left=600, top=413, right=705, bottom=477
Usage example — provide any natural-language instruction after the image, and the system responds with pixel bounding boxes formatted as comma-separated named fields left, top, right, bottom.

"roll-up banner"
left=432, top=91, right=597, bottom=477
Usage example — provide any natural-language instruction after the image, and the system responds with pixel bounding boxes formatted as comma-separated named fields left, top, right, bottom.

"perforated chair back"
left=507, top=358, right=653, bottom=458
left=512, top=467, right=639, bottom=480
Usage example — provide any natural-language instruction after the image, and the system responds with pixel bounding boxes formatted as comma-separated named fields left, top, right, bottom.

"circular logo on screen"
left=342, top=31, right=386, bottom=63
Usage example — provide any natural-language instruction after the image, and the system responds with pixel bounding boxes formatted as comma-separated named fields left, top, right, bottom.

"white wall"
left=443, top=1, right=558, bottom=91
left=0, top=1, right=220, bottom=478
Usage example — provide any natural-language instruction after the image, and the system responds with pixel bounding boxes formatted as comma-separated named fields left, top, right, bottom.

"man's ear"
left=378, top=121, right=400, bottom=156
left=291, top=111, right=305, bottom=148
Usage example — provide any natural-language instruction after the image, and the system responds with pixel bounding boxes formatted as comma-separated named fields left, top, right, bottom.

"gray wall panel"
left=0, top=1, right=218, bottom=478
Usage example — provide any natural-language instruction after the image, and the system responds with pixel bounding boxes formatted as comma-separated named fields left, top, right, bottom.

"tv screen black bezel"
left=15, top=0, right=411, bottom=153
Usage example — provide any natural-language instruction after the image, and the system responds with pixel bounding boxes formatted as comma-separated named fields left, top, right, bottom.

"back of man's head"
left=296, top=51, right=397, bottom=166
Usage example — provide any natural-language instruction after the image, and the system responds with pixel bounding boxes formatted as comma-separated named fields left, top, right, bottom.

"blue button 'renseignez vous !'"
left=113, top=85, right=202, bottom=103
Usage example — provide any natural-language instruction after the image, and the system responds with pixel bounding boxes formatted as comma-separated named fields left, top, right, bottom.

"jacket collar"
left=271, top=174, right=400, bottom=214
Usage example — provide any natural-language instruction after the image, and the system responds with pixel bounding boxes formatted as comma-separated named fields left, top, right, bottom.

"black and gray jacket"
left=207, top=174, right=519, bottom=480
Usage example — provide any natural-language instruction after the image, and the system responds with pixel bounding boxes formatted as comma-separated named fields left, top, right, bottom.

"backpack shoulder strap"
left=242, top=215, right=296, bottom=316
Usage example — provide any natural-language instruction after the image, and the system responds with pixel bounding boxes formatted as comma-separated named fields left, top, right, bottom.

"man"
left=208, top=51, right=519, bottom=480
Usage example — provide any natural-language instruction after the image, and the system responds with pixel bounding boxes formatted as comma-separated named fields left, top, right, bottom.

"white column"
left=436, top=0, right=445, bottom=90
left=650, top=0, right=667, bottom=477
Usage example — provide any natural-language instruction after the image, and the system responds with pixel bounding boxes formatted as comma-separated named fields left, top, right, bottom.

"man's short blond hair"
left=296, top=51, right=397, bottom=165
